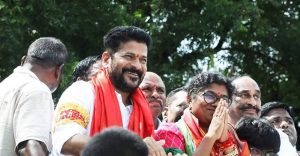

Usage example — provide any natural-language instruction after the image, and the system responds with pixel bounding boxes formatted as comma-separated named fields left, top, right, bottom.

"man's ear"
left=187, top=95, right=192, bottom=104
left=20, top=55, right=27, bottom=65
left=55, top=64, right=64, bottom=80
left=101, top=51, right=111, bottom=67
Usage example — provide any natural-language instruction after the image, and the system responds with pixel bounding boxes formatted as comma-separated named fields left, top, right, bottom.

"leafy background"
left=1, top=0, right=299, bottom=148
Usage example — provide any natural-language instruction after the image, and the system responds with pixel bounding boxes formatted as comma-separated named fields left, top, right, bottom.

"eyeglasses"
left=250, top=147, right=278, bottom=156
left=199, top=90, right=230, bottom=104
left=234, top=91, right=261, bottom=101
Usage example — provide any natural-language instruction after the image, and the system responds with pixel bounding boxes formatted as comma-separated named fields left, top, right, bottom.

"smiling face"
left=106, top=40, right=148, bottom=93
left=190, top=83, right=228, bottom=127
left=140, top=72, right=166, bottom=119
left=264, top=108, right=297, bottom=146
left=229, top=76, right=261, bottom=125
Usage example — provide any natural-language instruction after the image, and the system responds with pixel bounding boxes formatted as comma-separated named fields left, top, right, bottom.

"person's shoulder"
left=10, top=75, right=52, bottom=98
left=56, top=80, right=94, bottom=111
left=60, top=80, right=94, bottom=97
left=155, top=123, right=181, bottom=135
left=69, top=80, right=94, bottom=91
left=26, top=79, right=50, bottom=92
left=0, top=67, right=49, bottom=93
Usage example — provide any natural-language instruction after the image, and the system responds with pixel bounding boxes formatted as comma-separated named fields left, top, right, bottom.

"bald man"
left=139, top=72, right=166, bottom=129
left=228, top=76, right=261, bottom=126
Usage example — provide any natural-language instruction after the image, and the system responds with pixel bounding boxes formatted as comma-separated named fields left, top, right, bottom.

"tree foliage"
left=0, top=0, right=299, bottom=110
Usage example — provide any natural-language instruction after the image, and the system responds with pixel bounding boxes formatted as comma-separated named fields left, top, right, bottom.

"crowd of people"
left=0, top=26, right=299, bottom=156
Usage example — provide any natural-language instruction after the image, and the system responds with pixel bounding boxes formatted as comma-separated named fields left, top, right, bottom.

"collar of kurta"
left=90, top=68, right=154, bottom=138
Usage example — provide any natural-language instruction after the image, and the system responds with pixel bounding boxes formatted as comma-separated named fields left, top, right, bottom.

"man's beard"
left=110, top=66, right=144, bottom=93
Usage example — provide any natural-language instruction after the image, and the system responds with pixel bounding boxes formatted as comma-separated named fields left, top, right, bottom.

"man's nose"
left=247, top=95, right=258, bottom=107
left=280, top=120, right=289, bottom=129
left=130, top=58, right=143, bottom=70
left=151, top=90, right=160, bottom=98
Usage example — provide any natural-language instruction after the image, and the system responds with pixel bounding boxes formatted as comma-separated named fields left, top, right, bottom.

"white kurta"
left=52, top=81, right=132, bottom=156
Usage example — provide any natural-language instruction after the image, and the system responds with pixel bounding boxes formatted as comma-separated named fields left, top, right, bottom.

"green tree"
left=1, top=0, right=299, bottom=109
left=141, top=0, right=300, bottom=109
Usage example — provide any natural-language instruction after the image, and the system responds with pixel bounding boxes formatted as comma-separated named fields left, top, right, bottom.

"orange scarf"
left=90, top=68, right=154, bottom=138
left=182, top=110, right=250, bottom=156
left=181, top=110, right=218, bottom=156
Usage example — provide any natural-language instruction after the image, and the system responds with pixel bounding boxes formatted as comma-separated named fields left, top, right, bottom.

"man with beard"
left=228, top=75, right=261, bottom=126
left=260, top=101, right=299, bottom=155
left=140, top=72, right=166, bottom=129
left=52, top=26, right=166, bottom=156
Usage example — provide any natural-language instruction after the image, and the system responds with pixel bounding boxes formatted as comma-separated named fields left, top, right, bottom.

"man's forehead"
left=167, top=93, right=187, bottom=106
left=173, top=91, right=187, bottom=98
left=167, top=91, right=187, bottom=101
left=142, top=73, right=165, bottom=87
left=117, top=41, right=148, bottom=54
left=117, top=50, right=147, bottom=57
left=233, top=76, right=260, bottom=92
left=266, top=108, right=292, bottom=118
left=141, top=80, right=164, bottom=88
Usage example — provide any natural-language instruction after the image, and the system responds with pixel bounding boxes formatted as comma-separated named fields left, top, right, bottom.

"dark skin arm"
left=61, top=134, right=91, bottom=156
left=17, top=140, right=47, bottom=156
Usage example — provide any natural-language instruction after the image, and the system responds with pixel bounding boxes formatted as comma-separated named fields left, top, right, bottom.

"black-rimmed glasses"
left=199, top=90, right=230, bottom=104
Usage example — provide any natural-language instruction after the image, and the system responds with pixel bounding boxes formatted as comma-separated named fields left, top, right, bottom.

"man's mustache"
left=239, top=103, right=260, bottom=113
left=147, top=97, right=163, bottom=108
left=123, top=67, right=143, bottom=78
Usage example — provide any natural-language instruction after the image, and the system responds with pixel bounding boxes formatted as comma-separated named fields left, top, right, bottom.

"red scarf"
left=90, top=68, right=154, bottom=138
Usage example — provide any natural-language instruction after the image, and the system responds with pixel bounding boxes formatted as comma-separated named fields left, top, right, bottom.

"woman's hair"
left=186, top=72, right=233, bottom=100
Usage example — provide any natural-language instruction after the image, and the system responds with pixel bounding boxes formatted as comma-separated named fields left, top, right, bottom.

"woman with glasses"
left=154, top=72, right=250, bottom=156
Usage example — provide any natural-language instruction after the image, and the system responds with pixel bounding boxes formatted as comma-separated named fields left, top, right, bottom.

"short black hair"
left=81, top=127, right=148, bottom=156
left=186, top=72, right=233, bottom=100
left=26, top=37, right=68, bottom=68
left=235, top=117, right=280, bottom=153
left=72, top=55, right=100, bottom=82
left=103, top=26, right=152, bottom=55
left=260, top=101, right=294, bottom=118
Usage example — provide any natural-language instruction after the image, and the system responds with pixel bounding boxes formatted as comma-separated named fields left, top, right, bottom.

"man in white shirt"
left=52, top=26, right=166, bottom=156
left=0, top=37, right=68, bottom=156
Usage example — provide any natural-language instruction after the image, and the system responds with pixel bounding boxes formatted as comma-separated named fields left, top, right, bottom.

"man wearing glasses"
left=228, top=75, right=262, bottom=126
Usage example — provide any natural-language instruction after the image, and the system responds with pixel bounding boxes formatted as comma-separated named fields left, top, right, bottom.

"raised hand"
left=206, top=99, right=227, bottom=141
left=219, top=99, right=229, bottom=142
left=143, top=137, right=166, bottom=156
